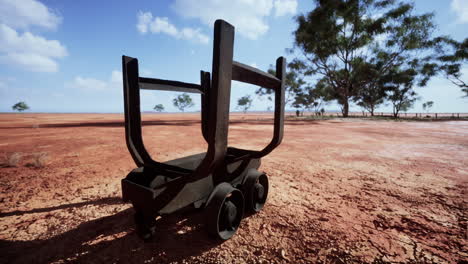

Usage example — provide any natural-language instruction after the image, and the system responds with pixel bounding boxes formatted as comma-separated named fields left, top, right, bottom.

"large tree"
left=256, top=67, right=305, bottom=107
left=353, top=62, right=387, bottom=116
left=423, top=37, right=467, bottom=97
left=292, top=85, right=324, bottom=115
left=290, top=0, right=436, bottom=117
left=383, top=67, right=419, bottom=118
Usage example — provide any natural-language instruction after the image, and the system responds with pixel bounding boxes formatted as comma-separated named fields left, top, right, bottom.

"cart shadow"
left=1, top=202, right=222, bottom=263
left=0, top=197, right=123, bottom=217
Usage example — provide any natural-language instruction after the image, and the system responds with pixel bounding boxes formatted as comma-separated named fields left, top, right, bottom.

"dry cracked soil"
left=0, top=113, right=466, bottom=263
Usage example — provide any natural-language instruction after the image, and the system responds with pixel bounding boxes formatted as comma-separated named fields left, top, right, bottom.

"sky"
left=0, top=0, right=467, bottom=113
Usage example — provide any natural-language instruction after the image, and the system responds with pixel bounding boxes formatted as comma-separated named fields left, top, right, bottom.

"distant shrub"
left=1, top=152, right=22, bottom=167
left=27, top=152, right=49, bottom=168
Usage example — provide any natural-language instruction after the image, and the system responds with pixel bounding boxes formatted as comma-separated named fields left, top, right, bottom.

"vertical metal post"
left=198, top=20, right=235, bottom=182
left=122, top=56, right=148, bottom=167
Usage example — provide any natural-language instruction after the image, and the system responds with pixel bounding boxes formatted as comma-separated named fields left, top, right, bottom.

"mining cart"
left=121, top=19, right=285, bottom=240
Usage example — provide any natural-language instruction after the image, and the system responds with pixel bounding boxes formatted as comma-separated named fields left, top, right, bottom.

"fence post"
left=435, top=113, right=437, bottom=119
left=457, top=113, right=459, bottom=119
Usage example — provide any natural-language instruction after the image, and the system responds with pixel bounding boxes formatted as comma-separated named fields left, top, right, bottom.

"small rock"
left=280, top=249, right=289, bottom=260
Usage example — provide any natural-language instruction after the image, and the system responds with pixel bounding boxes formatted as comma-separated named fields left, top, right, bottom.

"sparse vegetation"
left=252, top=0, right=461, bottom=117
left=1, top=152, right=22, bottom=167
left=12, top=101, right=29, bottom=112
left=153, top=104, right=164, bottom=112
left=173, top=93, right=194, bottom=112
left=27, top=152, right=49, bottom=168
left=237, top=95, right=253, bottom=113
left=422, top=101, right=434, bottom=113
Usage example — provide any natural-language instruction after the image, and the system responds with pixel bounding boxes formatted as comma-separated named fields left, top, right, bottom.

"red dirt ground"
left=0, top=113, right=466, bottom=263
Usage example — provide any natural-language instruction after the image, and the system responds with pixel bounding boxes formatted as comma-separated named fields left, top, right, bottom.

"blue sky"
left=0, top=0, right=466, bottom=113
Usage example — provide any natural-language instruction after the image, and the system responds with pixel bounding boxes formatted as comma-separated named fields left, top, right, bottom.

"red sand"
left=0, top=113, right=466, bottom=263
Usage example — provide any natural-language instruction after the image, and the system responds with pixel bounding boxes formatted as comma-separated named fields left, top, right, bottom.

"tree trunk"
left=342, top=98, right=349, bottom=117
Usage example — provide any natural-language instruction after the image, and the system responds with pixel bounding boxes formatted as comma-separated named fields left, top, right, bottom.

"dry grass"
left=1, top=152, right=22, bottom=167
left=26, top=152, right=49, bottom=168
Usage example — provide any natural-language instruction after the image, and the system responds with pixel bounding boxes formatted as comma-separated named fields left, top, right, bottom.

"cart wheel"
left=206, top=183, right=244, bottom=240
left=134, top=210, right=157, bottom=242
left=243, top=172, right=269, bottom=213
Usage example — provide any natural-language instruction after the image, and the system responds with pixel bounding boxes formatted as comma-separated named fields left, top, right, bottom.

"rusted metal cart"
left=121, top=19, right=285, bottom=240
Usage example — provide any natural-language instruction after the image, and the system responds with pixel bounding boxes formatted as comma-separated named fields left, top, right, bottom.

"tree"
left=237, top=95, right=253, bottom=114
left=290, top=0, right=437, bottom=117
left=352, top=63, right=386, bottom=116
left=422, top=101, right=434, bottom=113
left=256, top=67, right=305, bottom=107
left=292, top=85, right=325, bottom=116
left=12, top=101, right=29, bottom=112
left=424, top=37, right=467, bottom=96
left=153, top=104, right=165, bottom=112
left=384, top=67, right=419, bottom=118
left=173, top=93, right=194, bottom=112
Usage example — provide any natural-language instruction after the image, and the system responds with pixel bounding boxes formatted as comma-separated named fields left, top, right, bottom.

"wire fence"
left=325, top=112, right=468, bottom=119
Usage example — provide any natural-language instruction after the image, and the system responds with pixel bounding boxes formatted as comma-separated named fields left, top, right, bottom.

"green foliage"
left=353, top=62, right=388, bottom=115
left=422, top=101, right=434, bottom=113
left=237, top=95, right=253, bottom=113
left=256, top=67, right=304, bottom=106
left=12, top=101, right=29, bottom=112
left=292, top=85, right=325, bottom=115
left=384, top=67, right=419, bottom=117
left=424, top=37, right=467, bottom=96
left=153, top=104, right=164, bottom=112
left=290, top=0, right=437, bottom=117
left=173, top=93, right=194, bottom=112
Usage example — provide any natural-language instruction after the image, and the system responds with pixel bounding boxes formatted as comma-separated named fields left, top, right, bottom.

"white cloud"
left=1, top=52, right=59, bottom=72
left=0, top=0, right=62, bottom=30
left=0, top=24, right=67, bottom=72
left=73, top=77, right=108, bottom=91
left=71, top=70, right=122, bottom=91
left=179, top=27, right=209, bottom=44
left=110, top=70, right=122, bottom=83
left=0, top=24, right=67, bottom=57
left=136, top=11, right=152, bottom=34
left=137, top=12, right=209, bottom=44
left=172, top=0, right=297, bottom=40
left=451, top=0, right=468, bottom=23
left=274, top=0, right=297, bottom=17
left=150, top=16, right=179, bottom=37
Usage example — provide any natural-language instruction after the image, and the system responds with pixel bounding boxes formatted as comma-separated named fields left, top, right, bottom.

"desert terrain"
left=0, top=113, right=466, bottom=263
